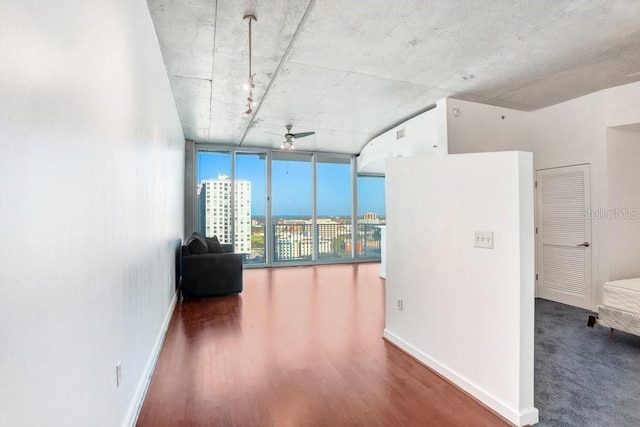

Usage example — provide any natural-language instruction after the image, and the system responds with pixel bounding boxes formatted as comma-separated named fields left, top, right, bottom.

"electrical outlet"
left=474, top=231, right=494, bottom=249
left=397, top=298, right=403, bottom=311
left=116, top=361, right=122, bottom=387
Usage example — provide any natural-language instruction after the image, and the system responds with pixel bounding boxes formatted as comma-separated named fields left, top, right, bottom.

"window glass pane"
left=272, top=152, right=312, bottom=262
left=317, top=155, right=352, bottom=260
left=357, top=175, right=386, bottom=258
left=235, top=152, right=266, bottom=265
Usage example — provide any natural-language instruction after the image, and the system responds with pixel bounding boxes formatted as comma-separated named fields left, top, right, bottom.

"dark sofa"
left=180, top=232, right=243, bottom=298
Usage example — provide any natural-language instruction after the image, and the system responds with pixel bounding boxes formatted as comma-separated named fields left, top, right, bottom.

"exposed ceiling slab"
left=147, top=0, right=640, bottom=154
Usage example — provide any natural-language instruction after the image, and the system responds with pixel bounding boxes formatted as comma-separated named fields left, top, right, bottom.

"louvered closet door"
left=536, top=165, right=592, bottom=309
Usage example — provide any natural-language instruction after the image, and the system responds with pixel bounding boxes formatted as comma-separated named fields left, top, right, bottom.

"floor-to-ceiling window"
left=271, top=152, right=313, bottom=262
left=356, top=175, right=386, bottom=258
left=194, top=146, right=384, bottom=266
left=316, top=155, right=353, bottom=260
left=235, top=152, right=267, bottom=265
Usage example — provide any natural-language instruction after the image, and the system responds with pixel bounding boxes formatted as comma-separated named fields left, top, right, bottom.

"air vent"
left=396, top=128, right=406, bottom=140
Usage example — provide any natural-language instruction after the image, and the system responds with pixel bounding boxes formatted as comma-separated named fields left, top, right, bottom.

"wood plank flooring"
left=137, top=263, right=508, bottom=426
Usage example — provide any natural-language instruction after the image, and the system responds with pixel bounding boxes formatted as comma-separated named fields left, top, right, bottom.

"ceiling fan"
left=269, top=124, right=315, bottom=150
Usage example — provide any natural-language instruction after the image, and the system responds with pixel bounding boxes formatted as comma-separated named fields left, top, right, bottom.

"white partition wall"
left=384, top=151, right=537, bottom=426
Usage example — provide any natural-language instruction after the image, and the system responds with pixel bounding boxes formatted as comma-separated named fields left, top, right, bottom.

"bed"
left=588, top=278, right=640, bottom=337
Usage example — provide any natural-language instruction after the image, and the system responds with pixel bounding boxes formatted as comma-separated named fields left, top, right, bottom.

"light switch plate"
left=474, top=231, right=494, bottom=249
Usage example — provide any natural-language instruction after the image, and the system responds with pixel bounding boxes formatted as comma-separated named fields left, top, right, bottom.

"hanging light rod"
left=242, top=14, right=257, bottom=117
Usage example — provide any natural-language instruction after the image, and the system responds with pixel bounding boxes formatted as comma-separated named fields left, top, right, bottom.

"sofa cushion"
left=186, top=233, right=208, bottom=255
left=206, top=236, right=225, bottom=254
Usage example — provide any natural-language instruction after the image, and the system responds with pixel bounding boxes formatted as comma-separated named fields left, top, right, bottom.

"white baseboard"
left=383, top=329, right=539, bottom=427
left=123, top=292, right=178, bottom=427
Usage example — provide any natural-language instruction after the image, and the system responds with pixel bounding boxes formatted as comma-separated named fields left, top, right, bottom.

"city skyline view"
left=197, top=151, right=385, bottom=264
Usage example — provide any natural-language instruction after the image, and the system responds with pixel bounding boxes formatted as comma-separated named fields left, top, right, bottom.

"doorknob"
left=577, top=242, right=590, bottom=247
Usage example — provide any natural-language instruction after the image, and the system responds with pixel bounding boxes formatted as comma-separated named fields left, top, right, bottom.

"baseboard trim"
left=124, top=292, right=178, bottom=427
left=382, top=329, right=538, bottom=427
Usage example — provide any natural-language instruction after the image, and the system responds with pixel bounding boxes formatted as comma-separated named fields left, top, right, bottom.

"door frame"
left=535, top=163, right=593, bottom=310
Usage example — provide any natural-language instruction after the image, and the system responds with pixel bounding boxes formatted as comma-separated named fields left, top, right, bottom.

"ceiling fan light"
left=243, top=82, right=250, bottom=91
left=282, top=139, right=295, bottom=150
left=243, top=107, right=252, bottom=117
left=251, top=99, right=258, bottom=107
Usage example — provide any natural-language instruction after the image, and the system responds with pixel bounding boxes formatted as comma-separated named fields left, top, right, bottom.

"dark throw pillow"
left=206, top=236, right=225, bottom=254
left=186, top=232, right=208, bottom=255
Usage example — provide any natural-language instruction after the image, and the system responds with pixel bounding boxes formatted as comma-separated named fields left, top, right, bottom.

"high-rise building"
left=198, top=174, right=251, bottom=255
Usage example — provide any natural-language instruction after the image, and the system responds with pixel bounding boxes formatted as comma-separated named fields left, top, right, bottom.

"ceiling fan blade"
left=291, top=131, right=315, bottom=138
left=264, top=131, right=282, bottom=136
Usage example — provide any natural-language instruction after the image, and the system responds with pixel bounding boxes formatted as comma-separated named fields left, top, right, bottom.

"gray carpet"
left=535, top=298, right=640, bottom=426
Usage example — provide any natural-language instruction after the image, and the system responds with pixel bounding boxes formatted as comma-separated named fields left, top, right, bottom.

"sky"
left=198, top=152, right=385, bottom=216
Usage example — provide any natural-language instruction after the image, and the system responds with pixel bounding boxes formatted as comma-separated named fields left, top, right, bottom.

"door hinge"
left=535, top=181, right=538, bottom=188
left=535, top=227, right=538, bottom=234
left=536, top=274, right=538, bottom=280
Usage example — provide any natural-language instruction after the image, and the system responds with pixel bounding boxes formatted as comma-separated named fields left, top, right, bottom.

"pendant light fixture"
left=242, top=14, right=257, bottom=117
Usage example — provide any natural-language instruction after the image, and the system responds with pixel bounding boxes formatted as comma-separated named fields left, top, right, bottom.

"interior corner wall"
left=446, top=94, right=609, bottom=309
left=445, top=98, right=531, bottom=154
left=604, top=81, right=640, bottom=127
left=527, top=93, right=609, bottom=308
left=184, top=139, right=197, bottom=237
left=0, top=1, right=184, bottom=426
left=384, top=152, right=537, bottom=426
left=356, top=98, right=449, bottom=174
left=606, top=128, right=640, bottom=280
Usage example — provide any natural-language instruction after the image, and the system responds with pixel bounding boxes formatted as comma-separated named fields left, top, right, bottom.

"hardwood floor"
left=137, top=263, right=507, bottom=426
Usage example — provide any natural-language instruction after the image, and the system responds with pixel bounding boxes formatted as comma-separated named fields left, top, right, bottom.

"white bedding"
left=602, top=278, right=640, bottom=313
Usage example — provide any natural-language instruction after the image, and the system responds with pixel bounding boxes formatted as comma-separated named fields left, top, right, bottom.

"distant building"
left=359, top=212, right=383, bottom=224
left=274, top=234, right=331, bottom=260
left=198, top=174, right=251, bottom=255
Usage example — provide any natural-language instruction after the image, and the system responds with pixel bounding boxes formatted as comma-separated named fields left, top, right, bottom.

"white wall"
left=607, top=128, right=640, bottom=280
left=384, top=152, right=537, bottom=426
left=527, top=93, right=609, bottom=308
left=0, top=1, right=184, bottom=426
left=445, top=87, right=632, bottom=308
left=357, top=99, right=448, bottom=174
left=604, top=82, right=640, bottom=128
left=446, top=98, right=531, bottom=154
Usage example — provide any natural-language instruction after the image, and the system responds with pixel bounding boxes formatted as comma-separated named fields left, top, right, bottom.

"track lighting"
left=243, top=75, right=255, bottom=91
left=242, top=14, right=257, bottom=117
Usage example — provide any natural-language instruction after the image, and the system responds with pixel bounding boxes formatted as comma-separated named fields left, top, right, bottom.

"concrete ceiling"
left=147, top=0, right=640, bottom=154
